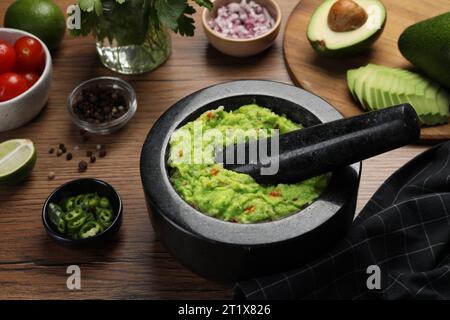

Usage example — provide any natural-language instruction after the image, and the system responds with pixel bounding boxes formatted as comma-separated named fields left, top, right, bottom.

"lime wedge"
left=0, top=139, right=37, bottom=186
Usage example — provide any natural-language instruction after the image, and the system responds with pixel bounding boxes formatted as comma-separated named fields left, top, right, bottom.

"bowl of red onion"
left=202, top=0, right=282, bottom=57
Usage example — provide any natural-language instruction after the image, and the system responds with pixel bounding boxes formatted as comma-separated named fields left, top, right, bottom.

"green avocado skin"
left=398, top=12, right=450, bottom=89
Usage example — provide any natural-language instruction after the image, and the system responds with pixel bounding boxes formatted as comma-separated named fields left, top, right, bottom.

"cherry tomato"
left=14, top=36, right=45, bottom=73
left=0, top=72, right=29, bottom=102
left=21, top=72, right=40, bottom=88
left=0, top=42, right=17, bottom=73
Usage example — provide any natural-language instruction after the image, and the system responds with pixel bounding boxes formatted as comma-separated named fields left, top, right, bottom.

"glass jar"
left=67, top=77, right=137, bottom=134
left=95, top=0, right=171, bottom=75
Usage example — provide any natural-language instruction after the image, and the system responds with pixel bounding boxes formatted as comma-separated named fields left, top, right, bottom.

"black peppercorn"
left=99, top=150, right=107, bottom=158
left=78, top=161, right=88, bottom=172
left=72, top=85, right=129, bottom=125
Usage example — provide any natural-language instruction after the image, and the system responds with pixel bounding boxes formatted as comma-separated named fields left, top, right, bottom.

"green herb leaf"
left=176, top=15, right=195, bottom=36
left=94, top=0, right=103, bottom=15
left=155, top=0, right=187, bottom=30
left=78, top=0, right=96, bottom=12
left=72, top=0, right=213, bottom=41
left=193, top=0, right=213, bottom=11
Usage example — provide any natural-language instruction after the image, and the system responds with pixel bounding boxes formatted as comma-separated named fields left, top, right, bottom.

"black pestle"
left=215, top=104, right=421, bottom=185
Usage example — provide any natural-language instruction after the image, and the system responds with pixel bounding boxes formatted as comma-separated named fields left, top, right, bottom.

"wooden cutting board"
left=284, top=0, right=450, bottom=141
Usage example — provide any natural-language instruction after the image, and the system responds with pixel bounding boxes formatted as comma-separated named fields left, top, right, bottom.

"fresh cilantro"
left=155, top=0, right=187, bottom=31
left=71, top=0, right=213, bottom=45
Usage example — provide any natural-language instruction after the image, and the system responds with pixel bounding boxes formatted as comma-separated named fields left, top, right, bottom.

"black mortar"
left=140, top=80, right=361, bottom=282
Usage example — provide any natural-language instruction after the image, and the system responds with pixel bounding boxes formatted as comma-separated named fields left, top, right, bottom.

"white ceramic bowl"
left=0, top=28, right=52, bottom=132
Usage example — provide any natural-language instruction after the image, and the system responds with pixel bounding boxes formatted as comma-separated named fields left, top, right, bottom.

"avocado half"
left=307, top=0, right=386, bottom=57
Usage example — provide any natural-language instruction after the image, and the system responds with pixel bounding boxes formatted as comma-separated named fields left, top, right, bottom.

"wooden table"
left=0, top=0, right=428, bottom=299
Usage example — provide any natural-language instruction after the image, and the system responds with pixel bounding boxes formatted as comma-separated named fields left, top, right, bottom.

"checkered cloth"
left=234, top=141, right=450, bottom=300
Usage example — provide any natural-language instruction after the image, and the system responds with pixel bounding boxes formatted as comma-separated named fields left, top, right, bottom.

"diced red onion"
left=208, top=0, right=275, bottom=39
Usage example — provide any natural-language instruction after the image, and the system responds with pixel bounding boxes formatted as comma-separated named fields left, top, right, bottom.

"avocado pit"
left=327, top=0, right=368, bottom=32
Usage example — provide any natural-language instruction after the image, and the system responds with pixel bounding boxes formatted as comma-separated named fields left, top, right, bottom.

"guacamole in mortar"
left=168, top=104, right=328, bottom=223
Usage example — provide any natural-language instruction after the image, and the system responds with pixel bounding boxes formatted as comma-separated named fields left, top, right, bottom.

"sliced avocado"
left=366, top=68, right=385, bottom=110
left=379, top=70, right=397, bottom=107
left=307, top=0, right=387, bottom=57
left=354, top=64, right=380, bottom=110
left=375, top=69, right=395, bottom=109
left=419, top=79, right=443, bottom=123
left=436, top=88, right=450, bottom=122
left=347, top=67, right=362, bottom=99
left=398, top=12, right=450, bottom=89
left=347, top=64, right=450, bottom=126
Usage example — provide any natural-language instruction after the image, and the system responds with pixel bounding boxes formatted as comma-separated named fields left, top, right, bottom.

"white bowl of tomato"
left=0, top=28, right=52, bottom=132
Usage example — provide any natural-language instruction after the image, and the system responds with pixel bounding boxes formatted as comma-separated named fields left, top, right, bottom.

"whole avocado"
left=4, top=0, right=66, bottom=50
left=398, top=12, right=450, bottom=89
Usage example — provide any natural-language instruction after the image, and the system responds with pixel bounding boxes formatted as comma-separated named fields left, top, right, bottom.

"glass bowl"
left=67, top=77, right=137, bottom=134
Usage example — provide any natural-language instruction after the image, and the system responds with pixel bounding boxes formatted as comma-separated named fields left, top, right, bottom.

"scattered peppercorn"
left=72, top=85, right=129, bottom=124
left=49, top=148, right=55, bottom=154
left=59, top=144, right=66, bottom=151
left=96, top=144, right=104, bottom=151
left=48, top=172, right=55, bottom=180
left=90, top=155, right=96, bottom=163
left=78, top=161, right=88, bottom=172
left=86, top=150, right=93, bottom=157
left=66, top=153, right=73, bottom=161
left=99, top=149, right=107, bottom=158
left=56, top=149, right=63, bottom=157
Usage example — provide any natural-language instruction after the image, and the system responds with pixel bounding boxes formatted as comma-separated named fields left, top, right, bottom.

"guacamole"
left=168, top=104, right=328, bottom=223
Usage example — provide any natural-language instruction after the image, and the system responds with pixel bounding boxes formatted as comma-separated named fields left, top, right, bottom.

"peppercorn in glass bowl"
left=67, top=77, right=137, bottom=134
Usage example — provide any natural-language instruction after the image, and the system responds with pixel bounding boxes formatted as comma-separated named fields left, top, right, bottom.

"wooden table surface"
left=0, top=0, right=428, bottom=299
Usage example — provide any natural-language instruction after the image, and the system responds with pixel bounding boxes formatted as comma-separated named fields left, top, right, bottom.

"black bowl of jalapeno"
left=42, top=178, right=123, bottom=247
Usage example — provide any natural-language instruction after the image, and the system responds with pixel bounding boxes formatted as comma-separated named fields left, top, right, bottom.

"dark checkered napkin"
left=234, top=141, right=450, bottom=300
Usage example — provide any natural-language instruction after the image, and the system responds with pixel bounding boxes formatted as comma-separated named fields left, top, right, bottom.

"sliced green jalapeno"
left=85, top=212, right=95, bottom=222
left=99, top=197, right=111, bottom=209
left=99, top=220, right=112, bottom=230
left=61, top=197, right=76, bottom=212
left=57, top=218, right=66, bottom=234
left=74, top=194, right=86, bottom=208
left=88, top=197, right=99, bottom=209
left=51, top=193, right=114, bottom=240
left=80, top=193, right=93, bottom=208
left=97, top=208, right=113, bottom=223
left=78, top=221, right=104, bottom=239
left=67, top=216, right=87, bottom=235
left=63, top=207, right=85, bottom=222
left=48, top=203, right=64, bottom=228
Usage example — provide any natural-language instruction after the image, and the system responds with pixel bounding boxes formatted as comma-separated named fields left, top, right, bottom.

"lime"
left=4, top=0, right=66, bottom=49
left=0, top=139, right=37, bottom=186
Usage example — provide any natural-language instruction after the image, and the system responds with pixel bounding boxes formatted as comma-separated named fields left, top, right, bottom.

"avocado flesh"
left=307, top=0, right=386, bottom=57
left=366, top=68, right=385, bottom=110
left=399, top=12, right=450, bottom=89
left=356, top=68, right=376, bottom=110
left=347, top=64, right=377, bottom=110
left=347, top=64, right=449, bottom=126
left=347, top=67, right=362, bottom=100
